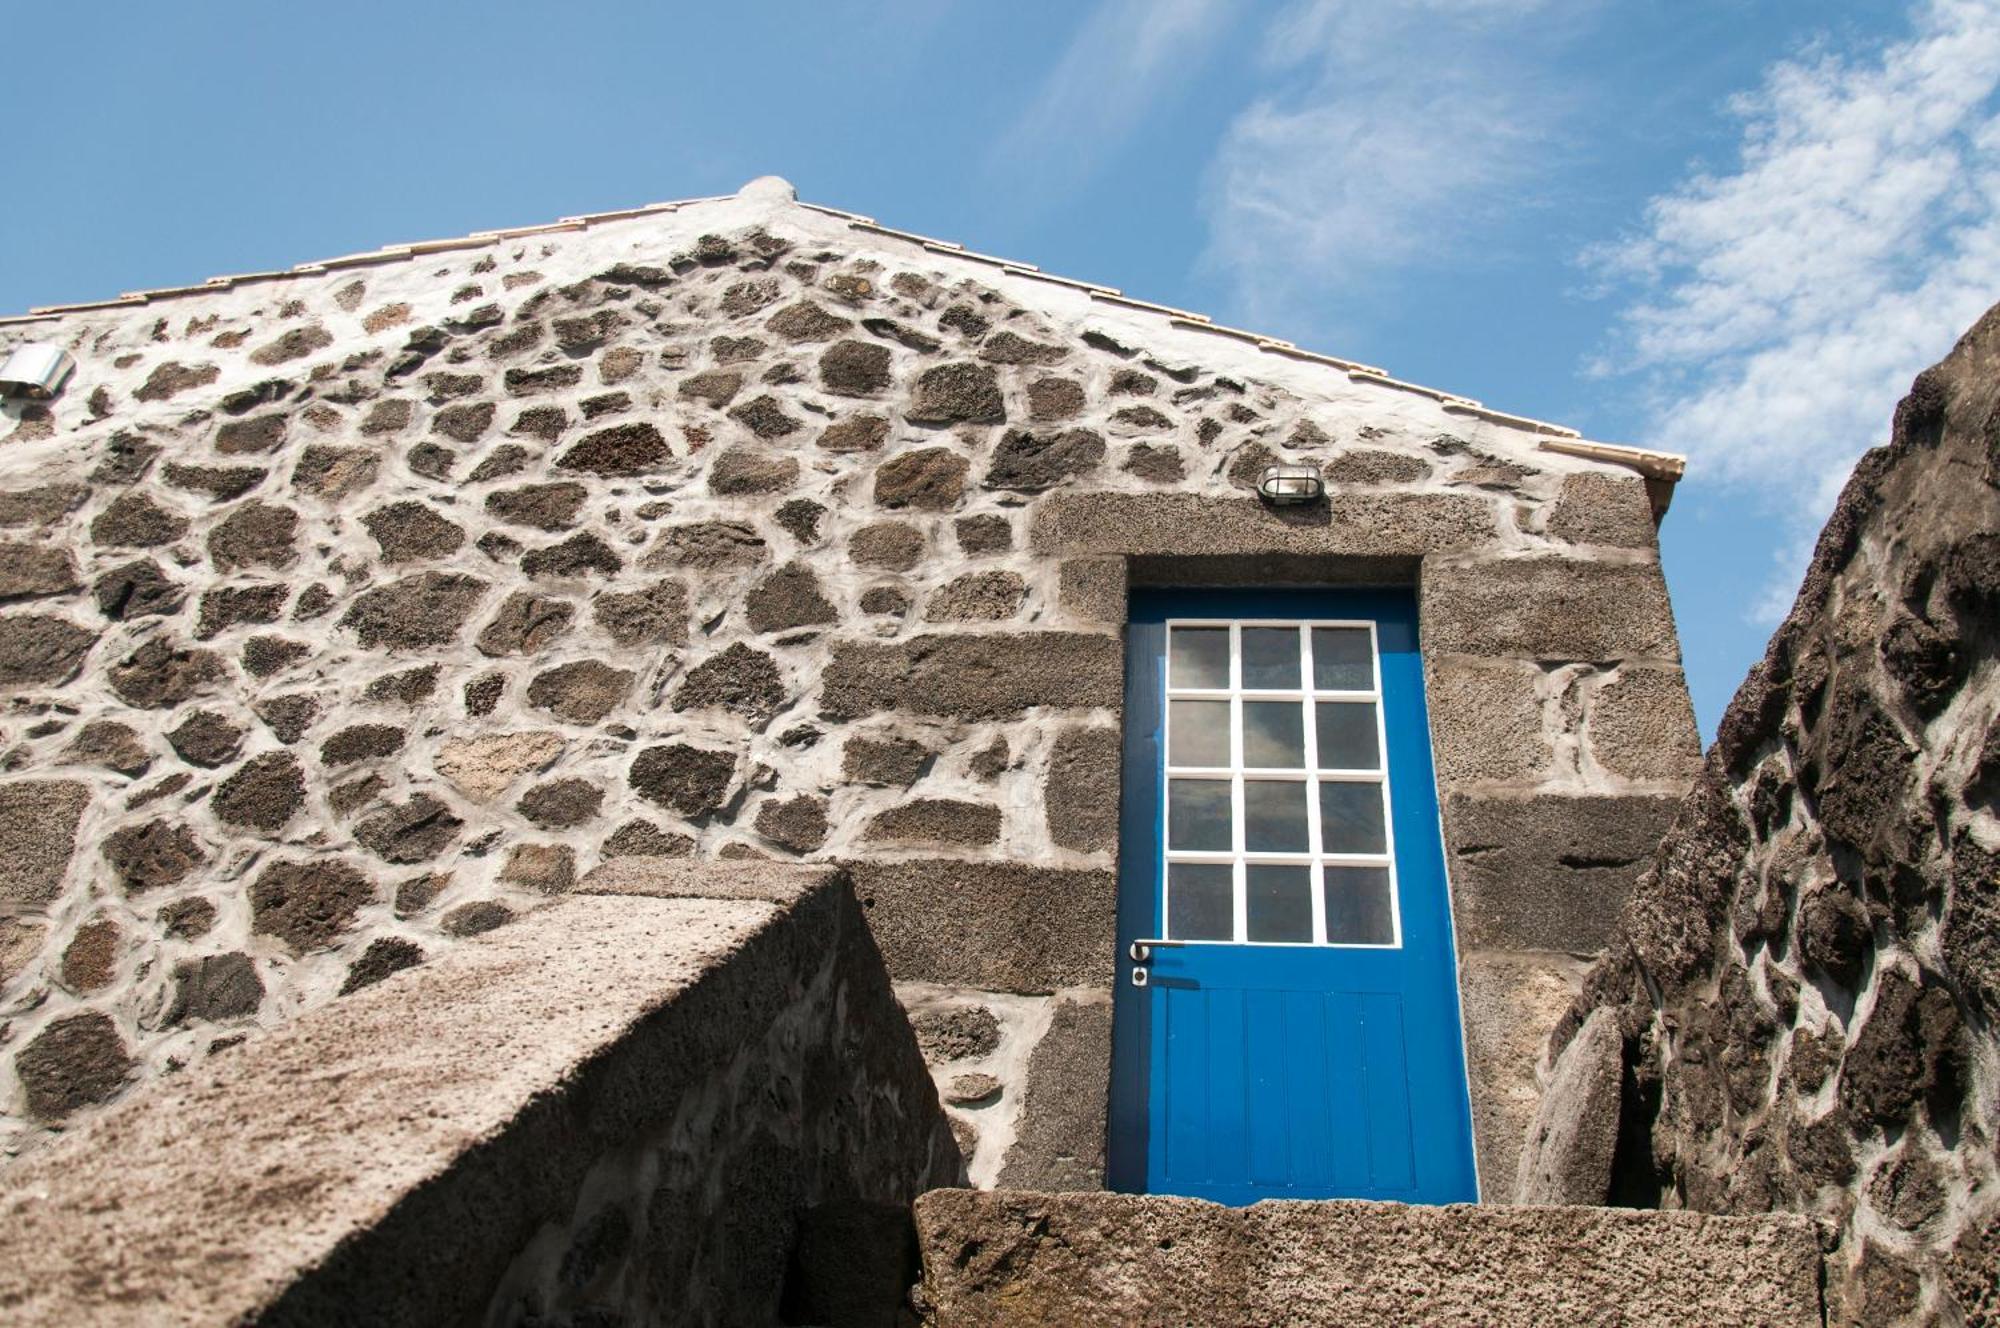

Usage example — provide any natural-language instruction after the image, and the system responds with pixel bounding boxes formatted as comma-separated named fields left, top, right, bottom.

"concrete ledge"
left=915, top=1190, right=1826, bottom=1327
left=0, top=869, right=959, bottom=1326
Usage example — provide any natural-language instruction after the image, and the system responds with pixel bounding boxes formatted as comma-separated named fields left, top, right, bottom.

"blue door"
left=1106, top=589, right=1478, bottom=1205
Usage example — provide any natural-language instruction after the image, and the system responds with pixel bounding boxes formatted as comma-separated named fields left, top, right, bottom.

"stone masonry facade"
left=1525, top=303, right=2000, bottom=1324
left=0, top=178, right=1699, bottom=1191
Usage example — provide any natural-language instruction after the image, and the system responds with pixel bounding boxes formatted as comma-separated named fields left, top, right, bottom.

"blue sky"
left=4, top=0, right=1997, bottom=739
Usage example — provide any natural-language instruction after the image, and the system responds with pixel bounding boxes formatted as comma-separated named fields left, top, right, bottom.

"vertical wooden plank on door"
left=1360, top=991, right=1417, bottom=1193
left=1246, top=988, right=1289, bottom=1185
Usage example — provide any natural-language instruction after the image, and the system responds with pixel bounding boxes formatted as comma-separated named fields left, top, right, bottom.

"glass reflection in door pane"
left=1168, top=779, right=1232, bottom=851
left=1312, top=627, right=1374, bottom=691
left=1169, top=700, right=1231, bottom=767
left=1170, top=627, right=1230, bottom=689
left=1318, top=780, right=1387, bottom=853
left=1242, top=701, right=1305, bottom=768
left=1169, top=863, right=1235, bottom=940
left=1324, top=865, right=1395, bottom=945
left=1246, top=864, right=1313, bottom=942
left=1240, top=627, right=1300, bottom=689
left=1243, top=780, right=1309, bottom=852
left=1315, top=702, right=1380, bottom=770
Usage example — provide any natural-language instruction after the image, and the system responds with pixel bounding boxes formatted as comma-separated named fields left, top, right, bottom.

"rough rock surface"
left=1523, top=303, right=2000, bottom=1322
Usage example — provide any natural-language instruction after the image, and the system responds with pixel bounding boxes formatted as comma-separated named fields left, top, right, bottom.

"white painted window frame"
left=1161, top=618, right=1402, bottom=949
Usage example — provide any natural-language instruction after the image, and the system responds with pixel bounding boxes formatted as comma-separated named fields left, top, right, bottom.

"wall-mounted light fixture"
left=1257, top=463, right=1324, bottom=506
left=0, top=345, right=76, bottom=400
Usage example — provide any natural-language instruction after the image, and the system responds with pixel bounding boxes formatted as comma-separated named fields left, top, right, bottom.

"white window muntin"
left=1161, top=618, right=1402, bottom=949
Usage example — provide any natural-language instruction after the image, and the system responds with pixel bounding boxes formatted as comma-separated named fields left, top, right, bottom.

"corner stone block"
left=841, top=860, right=1116, bottom=991
left=1584, top=664, right=1703, bottom=785
left=1547, top=472, right=1659, bottom=550
left=997, top=993, right=1113, bottom=1191
left=0, top=780, right=91, bottom=908
left=1455, top=948, right=1592, bottom=1202
left=1443, top=792, right=1682, bottom=952
left=821, top=633, right=1121, bottom=721
left=1425, top=656, right=1551, bottom=790
left=1057, top=557, right=1127, bottom=625
left=1421, top=557, right=1681, bottom=662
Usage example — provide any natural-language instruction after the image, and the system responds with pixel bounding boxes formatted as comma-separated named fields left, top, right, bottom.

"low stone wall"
left=912, top=1189, right=1826, bottom=1326
left=0, top=862, right=960, bottom=1326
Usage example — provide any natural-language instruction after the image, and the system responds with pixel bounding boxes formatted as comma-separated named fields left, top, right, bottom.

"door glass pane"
left=1170, top=627, right=1229, bottom=689
left=1312, top=627, right=1374, bottom=691
left=1243, top=780, right=1308, bottom=852
left=1168, top=779, right=1232, bottom=851
left=1168, top=863, right=1235, bottom=940
left=1240, top=627, right=1300, bottom=689
left=1246, top=864, right=1312, bottom=942
left=1319, top=780, right=1387, bottom=854
left=1242, top=701, right=1304, bottom=768
left=1315, top=702, right=1380, bottom=770
left=1324, top=866, right=1395, bottom=945
left=1169, top=700, right=1231, bottom=767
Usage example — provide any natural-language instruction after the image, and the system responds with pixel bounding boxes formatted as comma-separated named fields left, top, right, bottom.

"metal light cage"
left=1257, top=463, right=1325, bottom=505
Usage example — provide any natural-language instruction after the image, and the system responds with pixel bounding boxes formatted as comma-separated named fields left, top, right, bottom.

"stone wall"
left=0, top=178, right=1698, bottom=1192
left=0, top=862, right=960, bottom=1325
left=1521, top=302, right=2000, bottom=1323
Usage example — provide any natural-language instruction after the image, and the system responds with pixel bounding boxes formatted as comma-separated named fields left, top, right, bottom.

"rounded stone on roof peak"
left=738, top=175, right=797, bottom=203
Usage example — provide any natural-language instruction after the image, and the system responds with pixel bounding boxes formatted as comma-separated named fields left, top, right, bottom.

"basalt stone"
left=91, top=559, right=182, bottom=622
left=319, top=723, right=405, bottom=768
left=955, top=514, right=1013, bottom=555
left=859, top=586, right=909, bottom=616
left=133, top=360, right=219, bottom=401
left=818, top=413, right=890, bottom=453
left=1324, top=448, right=1432, bottom=484
left=775, top=497, right=826, bottom=544
left=517, top=778, right=603, bottom=830
left=591, top=580, right=689, bottom=648
left=60, top=916, right=120, bottom=992
left=466, top=444, right=531, bottom=484
left=441, top=900, right=514, bottom=936
left=89, top=493, right=188, bottom=549
left=678, top=369, right=744, bottom=408
left=845, top=860, right=1116, bottom=990
left=1111, top=405, right=1173, bottom=432
left=213, top=752, right=307, bottom=832
left=940, top=305, right=990, bottom=339
left=16, top=1012, right=131, bottom=1121
left=521, top=531, right=623, bottom=579
left=85, top=435, right=158, bottom=486
left=292, top=445, right=380, bottom=502
left=195, top=584, right=288, bottom=639
left=355, top=794, right=463, bottom=865
left=64, top=720, right=150, bottom=777
left=603, top=819, right=696, bottom=858
left=728, top=394, right=800, bottom=439
left=463, top=671, right=505, bottom=717
left=907, top=363, right=1004, bottom=425
left=250, top=858, right=372, bottom=953
left=712, top=336, right=766, bottom=365
left=673, top=642, right=785, bottom=721
left=163, top=952, right=264, bottom=1024
left=0, top=781, right=90, bottom=906
left=340, top=572, right=487, bottom=649
left=1549, top=472, right=1656, bottom=548
left=0, top=614, right=97, bottom=687
left=101, top=818, right=204, bottom=896
left=875, top=447, right=968, bottom=510
left=207, top=502, right=299, bottom=572
left=768, top=300, right=853, bottom=342
left=510, top=405, right=569, bottom=442
left=909, top=1006, right=1002, bottom=1062
left=1123, top=443, right=1186, bottom=483
left=430, top=400, right=499, bottom=442
left=242, top=636, right=309, bottom=678
left=526, top=659, right=636, bottom=724
left=162, top=462, right=267, bottom=502
left=555, top=422, right=670, bottom=476
left=108, top=638, right=226, bottom=708
left=850, top=521, right=925, bottom=571
left=1839, top=966, right=1965, bottom=1129
left=361, top=399, right=413, bottom=435
left=719, top=279, right=780, bottom=316
left=250, top=325, right=332, bottom=365
left=1046, top=726, right=1120, bottom=852
left=214, top=415, right=288, bottom=456
left=338, top=937, right=424, bottom=996
left=1586, top=665, right=1703, bottom=784
left=255, top=694, right=320, bottom=745
left=423, top=371, right=482, bottom=402
left=0, top=484, right=88, bottom=527
left=709, top=446, right=799, bottom=495
left=361, top=501, right=464, bottom=563
left=1028, top=377, right=1085, bottom=421
left=476, top=591, right=574, bottom=656
left=1880, top=611, right=1962, bottom=718
left=1809, top=680, right=1917, bottom=861
left=863, top=316, right=941, bottom=353
left=820, top=340, right=893, bottom=397
left=646, top=520, right=768, bottom=571
left=1421, top=557, right=1680, bottom=661
left=629, top=743, right=736, bottom=818
left=167, top=710, right=245, bottom=768
left=501, top=842, right=577, bottom=894
left=995, top=996, right=1113, bottom=1190
left=865, top=798, right=1001, bottom=846
left=924, top=570, right=1026, bottom=622
left=824, top=633, right=1121, bottom=720
left=157, top=897, right=217, bottom=940
left=842, top=735, right=930, bottom=787
left=746, top=563, right=837, bottom=634
left=504, top=364, right=584, bottom=395
left=753, top=794, right=829, bottom=854
left=486, top=482, right=587, bottom=532
left=980, top=330, right=1067, bottom=366
left=0, top=544, right=79, bottom=600
left=476, top=531, right=522, bottom=562
left=363, top=663, right=441, bottom=705
left=552, top=309, right=627, bottom=353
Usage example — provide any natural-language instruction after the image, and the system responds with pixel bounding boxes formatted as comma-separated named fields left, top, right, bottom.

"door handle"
left=1128, top=938, right=1186, bottom=963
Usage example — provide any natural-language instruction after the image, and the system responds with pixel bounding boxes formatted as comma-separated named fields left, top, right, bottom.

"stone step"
left=913, top=1189, right=1826, bottom=1327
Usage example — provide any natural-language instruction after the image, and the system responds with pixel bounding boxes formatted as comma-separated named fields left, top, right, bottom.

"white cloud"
left=988, top=0, right=1228, bottom=195
left=1200, top=0, right=1581, bottom=327
left=1589, top=0, right=2000, bottom=618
